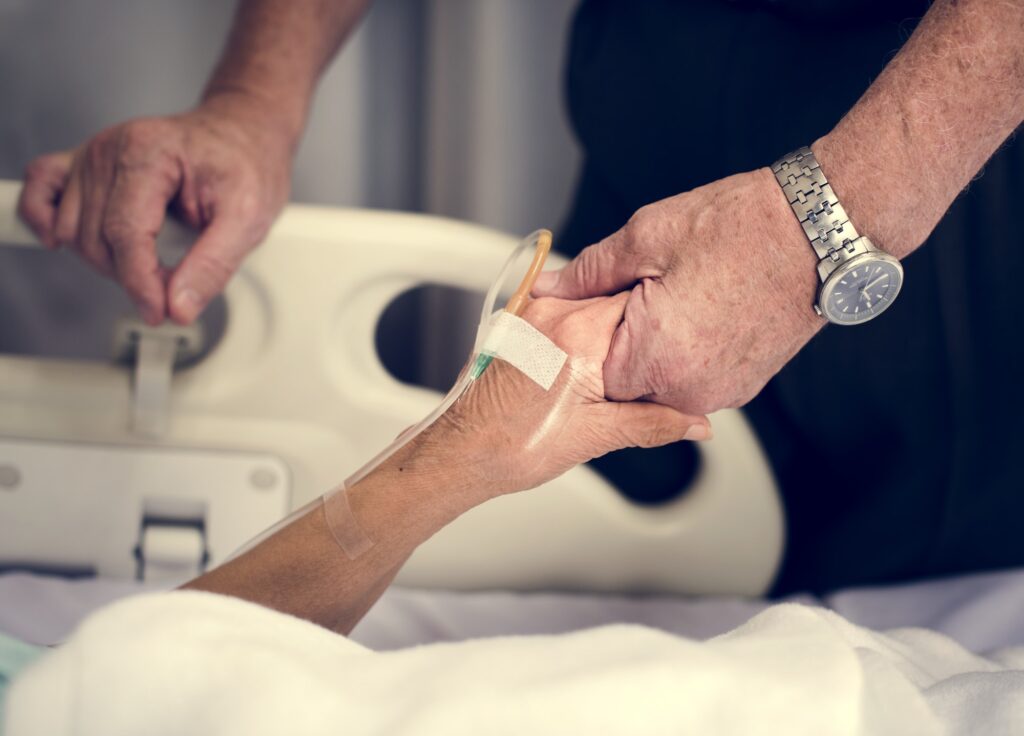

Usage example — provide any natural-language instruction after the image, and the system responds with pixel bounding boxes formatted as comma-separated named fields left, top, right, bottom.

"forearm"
left=814, top=0, right=1024, bottom=259
left=180, top=298, right=705, bottom=629
left=183, top=452, right=482, bottom=634
left=201, top=0, right=371, bottom=149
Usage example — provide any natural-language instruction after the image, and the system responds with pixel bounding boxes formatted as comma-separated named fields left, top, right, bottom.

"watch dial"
left=823, top=258, right=902, bottom=324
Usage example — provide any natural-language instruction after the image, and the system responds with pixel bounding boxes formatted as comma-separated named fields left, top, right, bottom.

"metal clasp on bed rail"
left=133, top=497, right=210, bottom=582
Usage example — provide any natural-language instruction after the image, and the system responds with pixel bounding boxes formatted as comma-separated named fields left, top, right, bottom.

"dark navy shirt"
left=560, top=0, right=1024, bottom=594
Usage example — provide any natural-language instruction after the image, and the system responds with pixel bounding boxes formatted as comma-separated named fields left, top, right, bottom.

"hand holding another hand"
left=534, top=169, right=826, bottom=415
left=409, top=295, right=711, bottom=501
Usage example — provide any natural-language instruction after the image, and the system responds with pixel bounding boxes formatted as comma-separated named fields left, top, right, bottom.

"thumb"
left=600, top=284, right=663, bottom=402
left=589, top=401, right=711, bottom=457
left=167, top=212, right=258, bottom=324
left=532, top=229, right=638, bottom=299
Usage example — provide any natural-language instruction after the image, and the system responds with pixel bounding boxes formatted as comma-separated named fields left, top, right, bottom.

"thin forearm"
left=185, top=456, right=482, bottom=634
left=201, top=0, right=370, bottom=146
left=814, top=0, right=1024, bottom=258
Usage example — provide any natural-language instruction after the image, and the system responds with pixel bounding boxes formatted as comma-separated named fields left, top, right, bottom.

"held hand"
left=17, top=94, right=294, bottom=325
left=412, top=294, right=711, bottom=500
left=533, top=169, right=825, bottom=415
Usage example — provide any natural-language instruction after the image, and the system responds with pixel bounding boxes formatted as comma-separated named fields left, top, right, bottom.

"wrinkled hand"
left=533, top=169, right=825, bottom=415
left=414, top=295, right=711, bottom=499
left=17, top=95, right=293, bottom=325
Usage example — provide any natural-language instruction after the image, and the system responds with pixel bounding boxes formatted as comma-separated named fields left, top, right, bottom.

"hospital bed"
left=0, top=178, right=783, bottom=603
left=6, top=182, right=1024, bottom=736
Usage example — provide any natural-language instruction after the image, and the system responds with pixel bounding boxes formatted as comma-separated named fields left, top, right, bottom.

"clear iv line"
left=224, top=229, right=553, bottom=563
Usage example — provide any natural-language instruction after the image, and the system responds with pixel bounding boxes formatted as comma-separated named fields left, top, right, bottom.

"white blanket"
left=7, top=591, right=1024, bottom=735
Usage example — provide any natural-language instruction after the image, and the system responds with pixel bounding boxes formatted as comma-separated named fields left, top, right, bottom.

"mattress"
left=3, top=567, right=1024, bottom=654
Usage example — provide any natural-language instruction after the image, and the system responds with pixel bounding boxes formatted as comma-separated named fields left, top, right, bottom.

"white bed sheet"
left=9, top=589, right=1024, bottom=735
left=3, top=566, right=1024, bottom=654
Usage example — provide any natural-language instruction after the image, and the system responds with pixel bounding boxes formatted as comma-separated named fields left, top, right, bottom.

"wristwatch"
left=771, top=146, right=903, bottom=325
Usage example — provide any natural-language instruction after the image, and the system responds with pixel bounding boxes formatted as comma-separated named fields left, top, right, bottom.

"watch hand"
left=864, top=274, right=889, bottom=291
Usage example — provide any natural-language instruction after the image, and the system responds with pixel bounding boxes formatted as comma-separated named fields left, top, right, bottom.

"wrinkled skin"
left=408, top=294, right=711, bottom=500
left=17, top=96, right=292, bottom=326
left=534, top=169, right=826, bottom=416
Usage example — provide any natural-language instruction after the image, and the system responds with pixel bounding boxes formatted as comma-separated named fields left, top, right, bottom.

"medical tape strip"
left=478, top=311, right=567, bottom=390
left=322, top=486, right=375, bottom=560
left=322, top=311, right=564, bottom=561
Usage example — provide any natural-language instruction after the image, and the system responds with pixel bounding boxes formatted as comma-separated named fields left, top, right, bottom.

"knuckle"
left=520, top=296, right=559, bottom=330
left=635, top=420, right=671, bottom=448
left=118, top=120, right=159, bottom=151
left=625, top=206, right=655, bottom=242
left=519, top=297, right=545, bottom=324
left=114, top=120, right=177, bottom=170
left=24, top=152, right=64, bottom=179
left=193, top=250, right=236, bottom=286
left=84, top=137, right=112, bottom=169
left=23, top=158, right=49, bottom=180
left=101, top=217, right=135, bottom=245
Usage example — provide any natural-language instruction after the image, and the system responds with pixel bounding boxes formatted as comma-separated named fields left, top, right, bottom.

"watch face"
left=821, top=254, right=903, bottom=325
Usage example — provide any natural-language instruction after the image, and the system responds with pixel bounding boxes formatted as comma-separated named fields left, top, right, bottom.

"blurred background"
left=0, top=0, right=581, bottom=387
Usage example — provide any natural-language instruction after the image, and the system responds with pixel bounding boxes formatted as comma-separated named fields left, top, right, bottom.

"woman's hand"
left=408, top=294, right=711, bottom=501
left=188, top=294, right=707, bottom=631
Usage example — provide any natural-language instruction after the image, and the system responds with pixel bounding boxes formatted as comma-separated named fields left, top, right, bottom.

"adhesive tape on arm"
left=478, top=311, right=567, bottom=390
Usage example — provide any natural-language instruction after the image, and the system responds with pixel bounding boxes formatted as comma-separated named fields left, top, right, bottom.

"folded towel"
left=6, top=591, right=1024, bottom=735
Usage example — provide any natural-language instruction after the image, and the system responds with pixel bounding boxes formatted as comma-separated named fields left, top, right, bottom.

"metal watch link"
left=771, top=146, right=903, bottom=325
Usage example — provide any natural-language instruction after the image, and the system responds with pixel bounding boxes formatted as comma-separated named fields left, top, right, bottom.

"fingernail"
left=683, top=423, right=713, bottom=441
left=532, top=270, right=558, bottom=295
left=172, top=287, right=201, bottom=319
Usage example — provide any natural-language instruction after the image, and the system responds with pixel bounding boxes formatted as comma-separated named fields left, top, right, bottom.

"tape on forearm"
left=477, top=311, right=568, bottom=390
left=321, top=486, right=375, bottom=560
left=321, top=310, right=565, bottom=561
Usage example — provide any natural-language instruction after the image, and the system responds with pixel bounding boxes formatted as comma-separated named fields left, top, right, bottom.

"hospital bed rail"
left=0, top=179, right=783, bottom=595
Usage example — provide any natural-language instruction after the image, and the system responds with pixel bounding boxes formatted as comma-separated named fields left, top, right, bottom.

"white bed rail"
left=0, top=180, right=783, bottom=595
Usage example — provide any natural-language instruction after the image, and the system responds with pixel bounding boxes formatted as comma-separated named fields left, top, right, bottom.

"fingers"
left=602, top=317, right=639, bottom=401
left=594, top=401, right=711, bottom=455
left=77, top=147, right=117, bottom=277
left=531, top=229, right=637, bottom=300
left=21, top=116, right=279, bottom=328
left=602, top=314, right=654, bottom=403
left=52, top=162, right=84, bottom=251
left=18, top=152, right=73, bottom=249
left=103, top=163, right=180, bottom=325
left=521, top=292, right=628, bottom=350
left=600, top=279, right=670, bottom=403
left=167, top=207, right=259, bottom=325
left=585, top=291, right=630, bottom=348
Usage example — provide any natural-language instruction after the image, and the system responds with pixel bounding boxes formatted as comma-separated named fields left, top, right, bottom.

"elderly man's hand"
left=17, top=94, right=294, bottom=325
left=533, top=169, right=826, bottom=415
